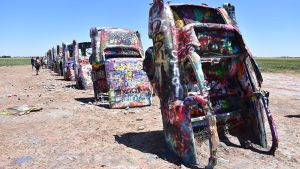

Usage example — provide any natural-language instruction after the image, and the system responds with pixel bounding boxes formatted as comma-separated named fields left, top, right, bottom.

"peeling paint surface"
left=148, top=1, right=278, bottom=167
left=90, top=28, right=152, bottom=108
left=74, top=42, right=93, bottom=90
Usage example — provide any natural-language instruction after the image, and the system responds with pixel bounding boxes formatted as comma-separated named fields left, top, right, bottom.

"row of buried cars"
left=46, top=28, right=153, bottom=109
left=45, top=1, right=278, bottom=168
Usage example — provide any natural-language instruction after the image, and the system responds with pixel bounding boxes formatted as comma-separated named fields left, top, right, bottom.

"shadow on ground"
left=74, top=97, right=110, bottom=108
left=115, top=130, right=278, bottom=168
left=219, top=133, right=277, bottom=156
left=65, top=84, right=76, bottom=88
left=115, top=130, right=182, bottom=166
left=285, top=114, right=300, bottom=118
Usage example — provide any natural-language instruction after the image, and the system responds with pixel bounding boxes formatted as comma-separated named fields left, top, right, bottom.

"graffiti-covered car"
left=148, top=1, right=278, bottom=167
left=46, top=49, right=53, bottom=70
left=56, top=45, right=64, bottom=76
left=73, top=41, right=93, bottom=90
left=51, top=47, right=57, bottom=73
left=89, top=27, right=152, bottom=108
left=62, top=43, right=76, bottom=81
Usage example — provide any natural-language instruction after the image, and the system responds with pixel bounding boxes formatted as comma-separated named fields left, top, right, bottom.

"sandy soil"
left=0, top=65, right=299, bottom=169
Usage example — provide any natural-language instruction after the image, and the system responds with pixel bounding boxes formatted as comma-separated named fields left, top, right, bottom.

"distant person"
left=35, top=57, right=41, bottom=75
left=41, top=58, right=44, bottom=68
left=43, top=58, right=48, bottom=68
left=31, top=57, right=35, bottom=70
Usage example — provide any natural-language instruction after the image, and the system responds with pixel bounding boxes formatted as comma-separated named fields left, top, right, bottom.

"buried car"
left=56, top=45, right=64, bottom=76
left=62, top=43, right=76, bottom=81
left=89, top=27, right=152, bottom=108
left=148, top=1, right=278, bottom=168
left=73, top=41, right=93, bottom=90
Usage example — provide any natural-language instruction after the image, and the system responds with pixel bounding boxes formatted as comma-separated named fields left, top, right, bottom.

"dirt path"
left=0, top=66, right=299, bottom=169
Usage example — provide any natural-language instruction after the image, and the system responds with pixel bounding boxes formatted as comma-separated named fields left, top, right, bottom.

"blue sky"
left=0, top=0, right=299, bottom=57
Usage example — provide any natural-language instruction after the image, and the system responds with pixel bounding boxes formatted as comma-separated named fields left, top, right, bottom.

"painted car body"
left=62, top=43, right=76, bottom=81
left=74, top=41, right=93, bottom=90
left=46, top=49, right=53, bottom=70
left=56, top=45, right=64, bottom=76
left=90, top=27, right=152, bottom=108
left=51, top=47, right=57, bottom=72
left=148, top=1, right=278, bottom=167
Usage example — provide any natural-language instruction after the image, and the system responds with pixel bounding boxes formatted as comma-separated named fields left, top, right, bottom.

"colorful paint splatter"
left=148, top=1, right=278, bottom=167
left=74, top=41, right=93, bottom=90
left=90, top=27, right=152, bottom=108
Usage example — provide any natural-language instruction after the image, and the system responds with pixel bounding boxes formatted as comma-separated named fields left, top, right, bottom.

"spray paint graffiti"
left=74, top=41, right=93, bottom=90
left=148, top=1, right=278, bottom=168
left=62, top=44, right=76, bottom=81
left=90, top=27, right=152, bottom=108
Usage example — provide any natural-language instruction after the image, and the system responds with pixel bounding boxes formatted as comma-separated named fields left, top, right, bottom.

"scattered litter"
left=180, top=164, right=188, bottom=169
left=137, top=126, right=145, bottom=131
left=128, top=111, right=135, bottom=114
left=88, top=102, right=92, bottom=105
left=13, top=156, right=33, bottom=165
left=29, top=138, right=40, bottom=145
left=125, top=106, right=129, bottom=110
left=5, top=104, right=43, bottom=116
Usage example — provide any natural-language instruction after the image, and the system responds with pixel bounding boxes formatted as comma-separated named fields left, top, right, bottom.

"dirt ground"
left=0, top=65, right=299, bottom=169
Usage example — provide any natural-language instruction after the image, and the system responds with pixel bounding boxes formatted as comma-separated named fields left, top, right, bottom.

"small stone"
left=18, top=98, right=21, bottom=100
left=136, top=117, right=143, bottom=121
left=125, top=106, right=129, bottom=110
left=128, top=111, right=135, bottom=114
left=137, top=126, right=145, bottom=131
left=218, top=157, right=229, bottom=163
left=88, top=102, right=92, bottom=105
